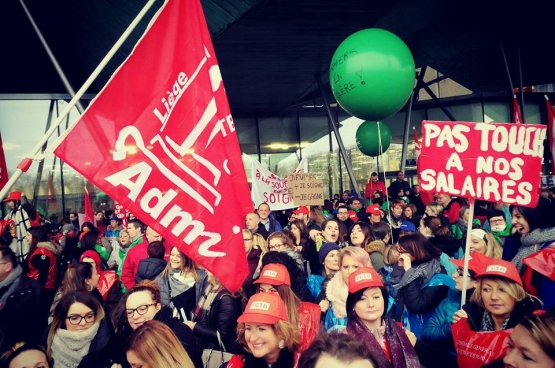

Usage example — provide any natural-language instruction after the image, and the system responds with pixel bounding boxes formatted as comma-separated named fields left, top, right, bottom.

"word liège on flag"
left=418, top=121, right=546, bottom=208
left=52, top=0, right=252, bottom=291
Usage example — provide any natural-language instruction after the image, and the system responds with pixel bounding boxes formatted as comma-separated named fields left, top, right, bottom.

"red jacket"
left=298, top=302, right=320, bottom=353
left=121, top=237, right=148, bottom=290
left=226, top=352, right=300, bottom=368
left=27, top=241, right=60, bottom=289
left=365, top=180, right=387, bottom=199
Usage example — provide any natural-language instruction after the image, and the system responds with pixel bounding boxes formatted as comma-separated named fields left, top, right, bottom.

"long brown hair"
left=256, top=283, right=301, bottom=327
left=161, top=246, right=200, bottom=281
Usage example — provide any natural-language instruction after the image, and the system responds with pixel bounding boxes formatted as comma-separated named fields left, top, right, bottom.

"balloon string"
left=376, top=121, right=394, bottom=242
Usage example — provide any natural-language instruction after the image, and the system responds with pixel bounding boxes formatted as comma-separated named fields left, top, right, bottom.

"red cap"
left=293, top=206, right=309, bottom=215
left=348, top=210, right=358, bottom=221
left=237, top=293, right=288, bottom=325
left=475, top=259, right=522, bottom=286
left=449, top=251, right=490, bottom=275
left=254, top=264, right=291, bottom=286
left=366, top=204, right=382, bottom=216
left=3, top=191, right=22, bottom=202
left=348, top=267, right=384, bottom=293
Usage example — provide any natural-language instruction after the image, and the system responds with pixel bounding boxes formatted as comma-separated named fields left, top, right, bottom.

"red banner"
left=84, top=187, right=94, bottom=224
left=0, top=132, right=8, bottom=191
left=418, top=121, right=545, bottom=208
left=546, top=96, right=555, bottom=175
left=53, top=0, right=251, bottom=291
left=512, top=96, right=523, bottom=124
left=113, top=203, right=129, bottom=228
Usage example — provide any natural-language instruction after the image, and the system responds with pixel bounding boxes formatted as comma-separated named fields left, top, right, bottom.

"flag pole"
left=0, top=0, right=157, bottom=201
left=460, top=198, right=475, bottom=307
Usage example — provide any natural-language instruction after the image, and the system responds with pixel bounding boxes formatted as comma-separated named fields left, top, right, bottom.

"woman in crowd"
left=394, top=233, right=451, bottom=338
left=306, top=242, right=340, bottom=300
left=386, top=199, right=406, bottom=238
left=1, top=343, right=51, bottom=368
left=155, top=246, right=207, bottom=318
left=107, top=228, right=131, bottom=269
left=404, top=203, right=419, bottom=227
left=126, top=320, right=195, bottom=368
left=251, top=233, right=267, bottom=253
left=80, top=250, right=122, bottom=315
left=451, top=205, right=480, bottom=241
left=185, top=270, right=241, bottom=353
left=290, top=219, right=309, bottom=253
left=423, top=202, right=450, bottom=227
left=224, top=293, right=301, bottom=368
left=111, top=280, right=203, bottom=368
left=469, top=229, right=503, bottom=259
left=254, top=263, right=320, bottom=352
left=25, top=226, right=61, bottom=305
left=349, top=221, right=375, bottom=248
left=319, top=247, right=371, bottom=332
left=45, top=291, right=114, bottom=368
left=266, top=232, right=304, bottom=272
left=345, top=267, right=421, bottom=368
left=243, top=229, right=261, bottom=290
left=79, top=230, right=111, bottom=266
left=420, top=216, right=461, bottom=258
left=319, top=219, right=346, bottom=247
left=436, top=194, right=461, bottom=225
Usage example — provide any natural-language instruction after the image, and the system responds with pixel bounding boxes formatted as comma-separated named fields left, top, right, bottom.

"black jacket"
left=154, top=306, right=204, bottom=368
left=388, top=179, right=411, bottom=199
left=253, top=223, right=270, bottom=240
left=76, top=318, right=116, bottom=368
left=462, top=296, right=541, bottom=331
left=0, top=272, right=46, bottom=353
left=135, top=258, right=166, bottom=284
left=193, top=290, right=241, bottom=353
left=430, top=236, right=461, bottom=258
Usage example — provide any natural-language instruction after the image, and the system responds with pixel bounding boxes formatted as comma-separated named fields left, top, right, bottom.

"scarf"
left=168, top=270, right=195, bottom=299
left=51, top=322, right=100, bottom=368
left=0, top=265, right=22, bottom=312
left=193, top=282, right=225, bottom=327
left=491, top=224, right=512, bottom=244
left=346, top=317, right=421, bottom=368
left=480, top=311, right=509, bottom=332
left=396, top=258, right=441, bottom=291
left=456, top=218, right=468, bottom=234
left=513, top=227, right=555, bottom=272
left=326, top=271, right=349, bottom=319
left=388, top=213, right=406, bottom=228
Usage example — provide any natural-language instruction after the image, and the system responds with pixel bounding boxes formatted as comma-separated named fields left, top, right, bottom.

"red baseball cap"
left=293, top=206, right=309, bottom=215
left=3, top=191, right=22, bottom=202
left=450, top=251, right=490, bottom=275
left=348, top=210, right=358, bottom=221
left=348, top=267, right=384, bottom=293
left=475, top=258, right=522, bottom=286
left=254, top=263, right=291, bottom=286
left=237, top=293, right=288, bottom=324
left=366, top=204, right=381, bottom=216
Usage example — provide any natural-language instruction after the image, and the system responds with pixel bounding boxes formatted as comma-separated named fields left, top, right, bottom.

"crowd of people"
left=0, top=176, right=554, bottom=368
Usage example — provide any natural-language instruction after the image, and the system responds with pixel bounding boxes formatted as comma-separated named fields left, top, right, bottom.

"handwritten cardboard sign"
left=287, top=173, right=324, bottom=206
left=418, top=121, right=546, bottom=207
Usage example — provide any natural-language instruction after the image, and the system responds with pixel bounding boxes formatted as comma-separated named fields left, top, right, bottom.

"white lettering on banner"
left=250, top=302, right=270, bottom=311
left=355, top=273, right=373, bottom=282
left=263, top=270, right=278, bottom=278
left=486, top=265, right=507, bottom=273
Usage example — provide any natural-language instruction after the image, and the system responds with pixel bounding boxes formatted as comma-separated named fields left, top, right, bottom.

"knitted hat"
left=318, top=242, right=340, bottom=264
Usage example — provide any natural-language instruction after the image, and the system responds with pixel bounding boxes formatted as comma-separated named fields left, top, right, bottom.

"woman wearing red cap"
left=225, top=293, right=301, bottom=368
left=345, top=267, right=422, bottom=368
left=254, top=264, right=320, bottom=353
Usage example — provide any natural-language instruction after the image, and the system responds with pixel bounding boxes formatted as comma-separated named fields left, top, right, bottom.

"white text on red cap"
left=250, top=301, right=270, bottom=311
left=263, top=270, right=278, bottom=278
left=486, top=265, right=507, bottom=273
left=355, top=273, right=373, bottom=282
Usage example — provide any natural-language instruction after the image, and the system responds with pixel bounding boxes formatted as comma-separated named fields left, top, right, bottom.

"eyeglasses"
left=337, top=212, right=349, bottom=215
left=268, top=243, right=284, bottom=251
left=126, top=303, right=155, bottom=317
left=66, top=312, right=95, bottom=325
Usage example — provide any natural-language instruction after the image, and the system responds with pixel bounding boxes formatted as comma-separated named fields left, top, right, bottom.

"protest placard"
left=287, top=173, right=324, bottom=206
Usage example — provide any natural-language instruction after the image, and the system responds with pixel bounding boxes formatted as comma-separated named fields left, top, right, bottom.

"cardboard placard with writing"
left=287, top=173, right=324, bottom=206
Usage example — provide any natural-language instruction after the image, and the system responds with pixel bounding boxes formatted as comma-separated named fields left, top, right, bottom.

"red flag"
left=414, top=127, right=434, bottom=205
left=0, top=132, right=8, bottom=191
left=512, top=96, right=523, bottom=124
left=113, top=203, right=129, bottom=228
left=52, top=0, right=251, bottom=291
left=546, top=96, right=555, bottom=174
left=84, top=187, right=94, bottom=224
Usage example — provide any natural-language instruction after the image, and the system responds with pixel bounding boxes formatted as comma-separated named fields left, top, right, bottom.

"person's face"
left=7, top=200, right=16, bottom=209
left=337, top=208, right=349, bottom=221
left=503, top=324, right=555, bottom=368
left=110, top=219, right=119, bottom=228
left=244, top=323, right=280, bottom=364
left=342, top=192, right=350, bottom=200
left=126, top=290, right=161, bottom=330
left=95, top=213, right=104, bottom=222
left=69, top=213, right=77, bottom=221
left=324, top=250, right=339, bottom=273
left=397, top=172, right=404, bottom=180
left=404, top=207, right=413, bottom=218
left=295, top=212, right=307, bottom=222
left=392, top=205, right=403, bottom=216
left=128, top=214, right=136, bottom=221
left=462, top=209, right=470, bottom=223
left=419, top=223, right=431, bottom=236
left=127, top=224, right=142, bottom=239
left=25, top=232, right=32, bottom=245
left=489, top=216, right=507, bottom=232
left=127, top=350, right=150, bottom=368
left=246, top=214, right=259, bottom=231
left=341, top=255, right=364, bottom=284
left=0, top=259, right=12, bottom=282
left=8, top=349, right=49, bottom=368
left=323, top=222, right=339, bottom=243
left=169, top=247, right=183, bottom=269
left=371, top=175, right=378, bottom=183
left=436, top=194, right=450, bottom=206
left=354, top=287, right=384, bottom=325
left=470, top=235, right=487, bottom=255
left=351, top=200, right=362, bottom=210
left=145, top=227, right=162, bottom=243
left=290, top=224, right=300, bottom=238
left=425, top=206, right=435, bottom=217
left=452, top=268, right=477, bottom=291
left=370, top=214, right=381, bottom=224
left=119, top=231, right=131, bottom=247
left=268, top=238, right=285, bottom=252
left=65, top=302, right=96, bottom=332
left=315, top=356, right=375, bottom=368
left=288, top=213, right=296, bottom=223
left=413, top=185, right=420, bottom=194
left=258, top=205, right=270, bottom=220
left=86, top=267, right=100, bottom=290
left=244, top=233, right=254, bottom=253
left=512, top=209, right=530, bottom=235
left=258, top=283, right=278, bottom=293
left=481, top=278, right=517, bottom=320
left=350, top=225, right=365, bottom=246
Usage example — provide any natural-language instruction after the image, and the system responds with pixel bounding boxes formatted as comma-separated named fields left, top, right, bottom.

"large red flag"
left=0, top=132, right=8, bottom=191
left=52, top=0, right=251, bottom=291
left=512, top=96, right=523, bottom=124
left=546, top=96, right=555, bottom=174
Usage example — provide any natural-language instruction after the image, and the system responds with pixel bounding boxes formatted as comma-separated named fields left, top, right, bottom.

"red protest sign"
left=418, top=121, right=546, bottom=208
left=53, top=0, right=251, bottom=291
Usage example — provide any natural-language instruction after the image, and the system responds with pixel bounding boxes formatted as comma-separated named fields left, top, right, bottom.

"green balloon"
left=356, top=121, right=391, bottom=157
left=330, top=28, right=415, bottom=121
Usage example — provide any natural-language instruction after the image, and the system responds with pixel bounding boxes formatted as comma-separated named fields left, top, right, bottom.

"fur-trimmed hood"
left=37, top=241, right=62, bottom=256
left=365, top=239, right=386, bottom=254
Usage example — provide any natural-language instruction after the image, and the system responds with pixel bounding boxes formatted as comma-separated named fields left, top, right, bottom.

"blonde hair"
left=161, top=246, right=200, bottom=281
left=127, top=320, right=194, bottom=368
left=519, top=312, right=555, bottom=361
left=483, top=231, right=503, bottom=259
left=471, top=277, right=527, bottom=310
left=252, top=233, right=267, bottom=252
left=383, top=244, right=399, bottom=265
left=237, top=319, right=301, bottom=354
left=426, top=202, right=444, bottom=216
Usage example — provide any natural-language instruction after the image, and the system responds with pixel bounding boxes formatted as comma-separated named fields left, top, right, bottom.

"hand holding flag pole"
left=0, top=0, right=156, bottom=201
